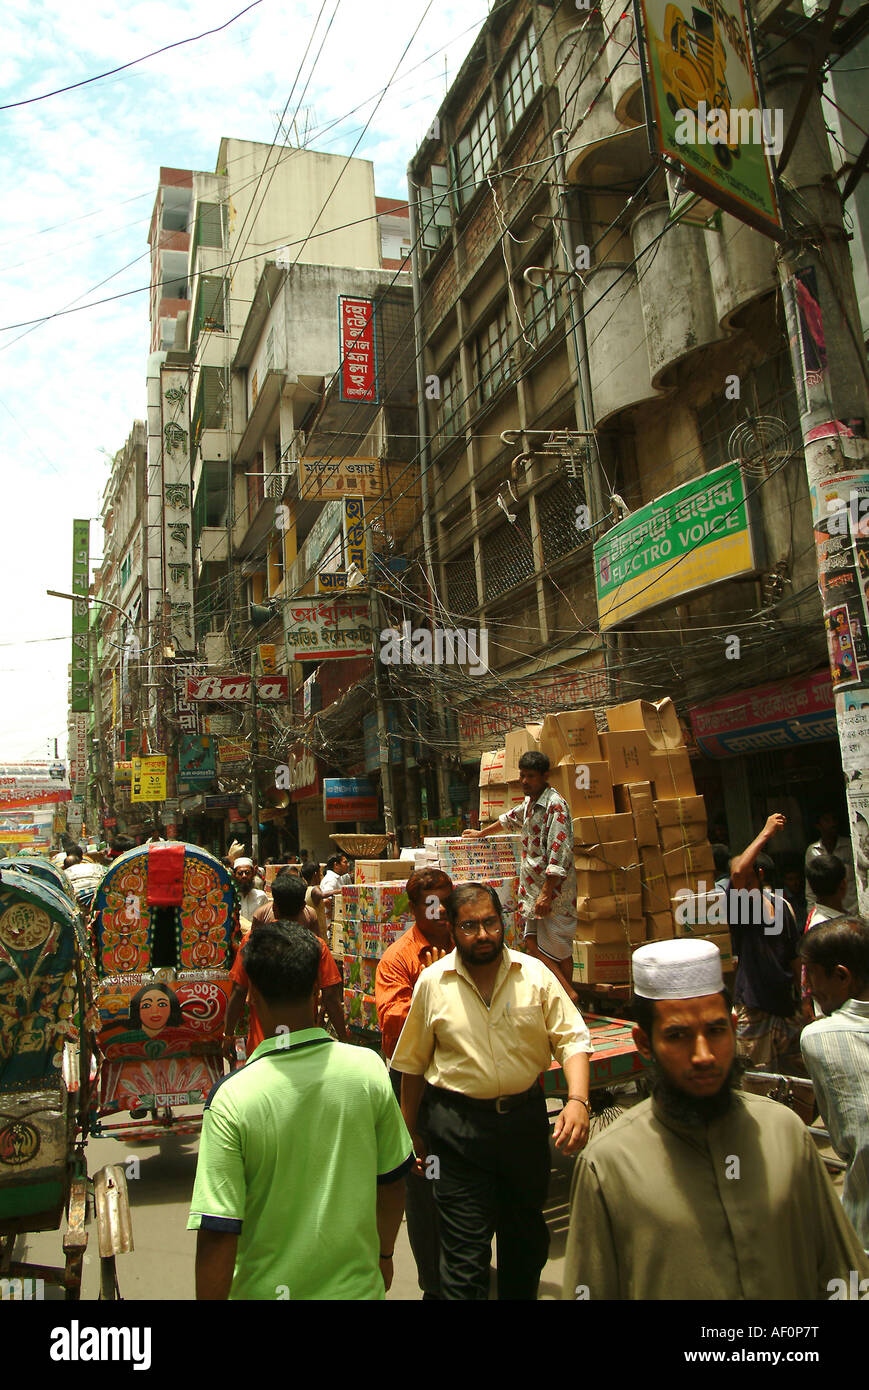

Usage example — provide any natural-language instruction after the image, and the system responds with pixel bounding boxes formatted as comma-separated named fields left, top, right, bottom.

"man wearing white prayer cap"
left=233, top=857, right=268, bottom=922
left=563, top=937, right=868, bottom=1300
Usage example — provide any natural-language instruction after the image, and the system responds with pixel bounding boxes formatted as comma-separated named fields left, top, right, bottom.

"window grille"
left=538, top=475, right=587, bottom=568
left=482, top=508, right=534, bottom=601
left=444, top=548, right=478, bottom=616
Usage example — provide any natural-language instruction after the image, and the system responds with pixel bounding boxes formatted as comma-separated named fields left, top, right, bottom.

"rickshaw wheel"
left=99, top=1254, right=120, bottom=1300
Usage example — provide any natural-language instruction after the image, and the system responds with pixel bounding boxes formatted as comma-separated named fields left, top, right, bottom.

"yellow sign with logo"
left=131, top=755, right=167, bottom=803
left=258, top=644, right=277, bottom=674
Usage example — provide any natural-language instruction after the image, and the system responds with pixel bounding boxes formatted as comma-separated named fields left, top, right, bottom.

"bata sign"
left=185, top=675, right=289, bottom=702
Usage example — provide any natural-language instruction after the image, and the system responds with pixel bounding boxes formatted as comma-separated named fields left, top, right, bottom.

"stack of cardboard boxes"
left=338, top=854, right=524, bottom=1036
left=476, top=699, right=728, bottom=985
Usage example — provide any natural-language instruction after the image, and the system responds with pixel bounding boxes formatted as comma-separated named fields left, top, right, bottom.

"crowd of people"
left=50, top=769, right=869, bottom=1300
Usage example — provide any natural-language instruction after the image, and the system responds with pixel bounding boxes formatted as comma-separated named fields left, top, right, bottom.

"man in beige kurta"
left=563, top=938, right=869, bottom=1300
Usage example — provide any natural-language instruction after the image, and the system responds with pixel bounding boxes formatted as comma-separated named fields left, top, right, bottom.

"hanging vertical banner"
left=258, top=644, right=277, bottom=674
left=71, top=519, right=90, bottom=712
left=160, top=366, right=195, bottom=653
left=634, top=0, right=782, bottom=237
left=338, top=296, right=378, bottom=403
left=343, top=496, right=367, bottom=573
left=111, top=670, right=118, bottom=730
left=174, top=661, right=205, bottom=735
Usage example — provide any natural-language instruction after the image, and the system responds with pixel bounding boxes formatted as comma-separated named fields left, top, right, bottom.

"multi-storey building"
left=407, top=0, right=867, bottom=859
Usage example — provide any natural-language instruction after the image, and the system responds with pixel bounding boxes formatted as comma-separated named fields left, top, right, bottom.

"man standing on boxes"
left=562, top=937, right=868, bottom=1299
left=464, top=750, right=578, bottom=1002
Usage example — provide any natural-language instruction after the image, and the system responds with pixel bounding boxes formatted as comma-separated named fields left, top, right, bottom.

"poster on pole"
left=809, top=470, right=869, bottom=689
left=634, top=0, right=781, bottom=237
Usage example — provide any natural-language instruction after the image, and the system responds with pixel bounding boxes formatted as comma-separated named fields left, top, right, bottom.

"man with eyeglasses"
left=390, top=882, right=592, bottom=1300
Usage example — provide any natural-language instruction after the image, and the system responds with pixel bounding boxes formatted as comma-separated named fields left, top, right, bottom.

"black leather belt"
left=428, top=1081, right=541, bottom=1115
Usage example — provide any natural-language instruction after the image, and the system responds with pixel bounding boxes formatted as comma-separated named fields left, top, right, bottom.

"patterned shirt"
left=801, top=997, right=869, bottom=1252
left=499, top=784, right=576, bottom=922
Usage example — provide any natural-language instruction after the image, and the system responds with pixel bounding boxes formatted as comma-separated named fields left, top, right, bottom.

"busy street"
left=2, top=0, right=869, bottom=1352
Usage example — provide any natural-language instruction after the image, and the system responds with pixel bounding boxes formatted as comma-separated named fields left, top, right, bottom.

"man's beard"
left=648, top=1051, right=747, bottom=1126
left=455, top=933, right=504, bottom=968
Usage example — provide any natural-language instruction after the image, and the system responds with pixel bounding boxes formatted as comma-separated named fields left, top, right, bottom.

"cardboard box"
left=606, top=698, right=684, bottom=750
left=658, top=820, right=709, bottom=852
left=650, top=749, right=696, bottom=799
left=576, top=892, right=643, bottom=921
left=536, top=714, right=570, bottom=768
left=640, top=848, right=670, bottom=914
left=645, top=912, right=675, bottom=941
left=585, top=916, right=645, bottom=945
left=701, top=931, right=735, bottom=971
left=614, top=781, right=654, bottom=814
left=504, top=724, right=542, bottom=781
left=479, top=748, right=507, bottom=786
left=572, top=940, right=632, bottom=985
left=555, top=710, right=601, bottom=763
left=632, top=807, right=659, bottom=848
left=479, top=782, right=525, bottom=821
left=575, top=865, right=642, bottom=898
left=354, top=859, right=411, bottom=884
left=663, top=843, right=715, bottom=882
left=574, top=839, right=638, bottom=872
left=655, top=794, right=707, bottom=827
left=672, top=888, right=729, bottom=935
left=553, top=761, right=615, bottom=816
left=572, top=811, right=635, bottom=844
left=599, top=730, right=654, bottom=785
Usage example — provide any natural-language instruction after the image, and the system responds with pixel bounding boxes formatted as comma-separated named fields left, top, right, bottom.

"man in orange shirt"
left=223, top=872, right=347, bottom=1061
left=376, top=868, right=453, bottom=1299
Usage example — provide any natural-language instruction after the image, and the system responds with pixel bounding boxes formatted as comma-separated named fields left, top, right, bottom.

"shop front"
left=689, top=669, right=842, bottom=868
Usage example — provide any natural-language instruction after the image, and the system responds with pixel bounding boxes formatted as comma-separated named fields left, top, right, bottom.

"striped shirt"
left=801, top=997, right=869, bottom=1251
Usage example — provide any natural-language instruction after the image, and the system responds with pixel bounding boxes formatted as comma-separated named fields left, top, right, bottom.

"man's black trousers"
left=422, top=1083, right=551, bottom=1300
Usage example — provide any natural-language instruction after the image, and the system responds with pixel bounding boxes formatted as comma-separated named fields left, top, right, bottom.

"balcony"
left=631, top=203, right=724, bottom=388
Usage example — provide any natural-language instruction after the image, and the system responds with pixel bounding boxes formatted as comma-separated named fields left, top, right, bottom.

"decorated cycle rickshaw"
left=88, top=841, right=241, bottom=1141
left=0, top=865, right=131, bottom=1299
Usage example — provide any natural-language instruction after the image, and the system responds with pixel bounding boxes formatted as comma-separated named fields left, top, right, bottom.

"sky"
left=0, top=0, right=491, bottom=760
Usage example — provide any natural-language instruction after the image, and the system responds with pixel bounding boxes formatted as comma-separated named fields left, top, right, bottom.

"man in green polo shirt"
left=188, top=921, right=414, bottom=1300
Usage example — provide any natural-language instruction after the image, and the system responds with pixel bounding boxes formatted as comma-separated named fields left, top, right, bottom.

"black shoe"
left=129, top=1107, right=147, bottom=1119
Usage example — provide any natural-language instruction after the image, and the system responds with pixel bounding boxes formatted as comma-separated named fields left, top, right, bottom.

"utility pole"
left=365, top=517, right=398, bottom=855
left=249, top=645, right=260, bottom=863
left=764, top=36, right=869, bottom=911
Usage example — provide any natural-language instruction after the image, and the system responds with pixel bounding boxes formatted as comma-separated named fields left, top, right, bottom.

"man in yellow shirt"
left=391, top=881, right=592, bottom=1300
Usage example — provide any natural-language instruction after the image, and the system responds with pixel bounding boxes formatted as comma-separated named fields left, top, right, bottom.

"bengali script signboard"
left=457, top=658, right=608, bottom=757
left=71, top=519, right=90, bottom=712
left=323, top=777, right=379, bottom=822
left=690, top=671, right=835, bottom=757
left=285, top=599, right=373, bottom=661
left=338, top=296, right=378, bottom=403
left=594, top=463, right=756, bottom=632
left=298, top=457, right=382, bottom=500
left=0, top=762, right=72, bottom=807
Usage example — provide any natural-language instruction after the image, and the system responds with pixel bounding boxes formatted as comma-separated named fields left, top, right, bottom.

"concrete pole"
left=250, top=646, right=260, bottom=863
left=366, top=519, right=398, bottom=854
left=765, top=42, right=869, bottom=910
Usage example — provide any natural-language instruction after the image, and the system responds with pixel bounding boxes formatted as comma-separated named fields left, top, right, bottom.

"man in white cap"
left=562, top=937, right=868, bottom=1299
left=233, top=858, right=268, bottom=923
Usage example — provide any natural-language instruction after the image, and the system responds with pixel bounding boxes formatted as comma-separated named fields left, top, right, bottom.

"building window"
left=444, top=547, right=478, bottom=616
left=418, top=164, right=452, bottom=257
left=481, top=508, right=534, bottom=601
left=525, top=252, right=560, bottom=346
left=501, top=25, right=541, bottom=135
left=120, top=554, right=132, bottom=589
left=475, top=302, right=513, bottom=403
left=453, top=91, right=498, bottom=209
left=435, top=356, right=464, bottom=442
left=538, top=475, right=587, bottom=568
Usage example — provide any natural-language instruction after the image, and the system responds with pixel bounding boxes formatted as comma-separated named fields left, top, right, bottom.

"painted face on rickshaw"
left=138, top=988, right=172, bottom=1036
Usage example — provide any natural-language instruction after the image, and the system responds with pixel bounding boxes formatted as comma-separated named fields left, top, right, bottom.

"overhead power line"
left=0, top=1, right=265, bottom=111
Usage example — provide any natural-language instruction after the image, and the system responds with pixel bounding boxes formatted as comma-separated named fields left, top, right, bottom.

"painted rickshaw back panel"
left=0, top=871, right=91, bottom=1229
left=90, top=844, right=240, bottom=1122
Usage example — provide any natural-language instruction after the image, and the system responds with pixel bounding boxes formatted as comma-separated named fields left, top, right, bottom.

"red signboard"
left=185, top=675, right=289, bottom=703
left=339, top=296, right=378, bottom=403
left=690, top=671, right=835, bottom=757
